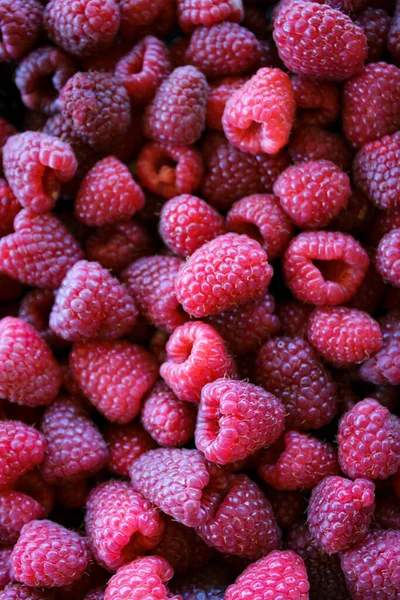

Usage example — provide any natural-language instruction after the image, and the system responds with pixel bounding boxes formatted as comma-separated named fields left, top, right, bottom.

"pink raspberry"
left=376, top=229, right=400, bottom=288
left=257, top=336, right=338, bottom=430
left=388, top=3, right=400, bottom=61
left=195, top=379, right=284, bottom=464
left=367, top=209, right=400, bottom=248
left=360, top=311, right=400, bottom=386
left=337, top=398, right=400, bottom=480
left=373, top=494, right=400, bottom=530
left=85, top=480, right=164, bottom=571
left=288, top=125, right=354, bottom=173
left=222, top=67, right=295, bottom=155
left=122, top=256, right=187, bottom=333
left=258, top=430, right=339, bottom=491
left=43, top=0, right=120, bottom=58
left=206, top=77, right=248, bottom=132
left=0, top=490, right=44, bottom=545
left=144, top=66, right=208, bottom=146
left=55, top=478, right=90, bottom=510
left=273, top=1, right=367, bottom=81
left=307, top=307, right=383, bottom=367
left=0, top=547, right=12, bottom=591
left=19, top=289, right=65, bottom=350
left=118, top=0, right=176, bottom=42
left=356, top=8, right=390, bottom=62
left=283, top=231, right=369, bottom=306
left=185, top=23, right=261, bottom=78
left=3, top=132, right=77, bottom=214
left=11, top=520, right=90, bottom=588
left=104, top=421, right=157, bottom=478
left=170, top=563, right=232, bottom=599
left=40, top=396, right=108, bottom=484
left=141, top=380, right=197, bottom=447
left=291, top=75, right=340, bottom=128
left=0, top=585, right=53, bottom=600
left=224, top=550, right=309, bottom=600
left=262, top=488, right=307, bottom=530
left=340, top=529, right=400, bottom=600
left=0, top=421, right=46, bottom=488
left=275, top=297, right=313, bottom=337
left=159, top=195, right=225, bottom=258
left=0, top=0, right=42, bottom=62
left=178, top=0, right=243, bottom=32
left=115, top=36, right=171, bottom=105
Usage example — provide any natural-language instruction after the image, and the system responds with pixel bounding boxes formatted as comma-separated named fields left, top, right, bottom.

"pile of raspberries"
left=0, top=0, right=400, bottom=598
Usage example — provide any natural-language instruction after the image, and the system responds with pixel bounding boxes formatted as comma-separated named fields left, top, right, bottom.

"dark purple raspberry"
left=356, top=8, right=390, bottom=62
left=0, top=0, right=42, bottom=62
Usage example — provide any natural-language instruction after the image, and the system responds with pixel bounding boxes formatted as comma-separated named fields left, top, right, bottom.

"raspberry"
left=85, top=480, right=164, bottom=571
left=388, top=3, right=400, bottom=61
left=0, top=421, right=46, bottom=488
left=257, top=336, right=338, bottom=430
left=222, top=67, right=295, bottom=155
left=283, top=231, right=369, bottom=306
left=291, top=75, right=340, bottom=128
left=195, top=379, right=284, bottom=464
left=206, top=77, right=248, bottom=132
left=353, top=131, right=400, bottom=212
left=0, top=490, right=44, bottom=544
left=340, top=529, right=400, bottom=600
left=273, top=1, right=367, bottom=81
left=19, top=289, right=65, bottom=350
left=159, top=195, right=225, bottom=258
left=0, top=317, right=61, bottom=407
left=374, top=495, right=400, bottom=529
left=337, top=398, right=400, bottom=480
left=49, top=260, right=137, bottom=342
left=0, top=547, right=12, bottom=591
left=115, top=36, right=171, bottom=105
left=0, top=585, right=53, bottom=600
left=170, top=562, right=232, bottom=599
left=178, top=0, right=243, bottom=32
left=122, top=256, right=187, bottom=334
left=43, top=0, right=120, bottom=58
left=3, top=132, right=77, bottom=214
left=224, top=550, right=309, bottom=600
left=356, top=8, right=390, bottom=62
left=258, top=430, right=339, bottom=491
left=141, top=380, right=197, bottom=447
left=40, top=396, right=108, bottom=484
left=0, top=119, right=16, bottom=175
left=377, top=229, right=400, bottom=288
left=275, top=297, right=313, bottom=337
left=104, top=556, right=179, bottom=600
left=307, top=307, right=383, bottom=367
left=329, top=190, right=373, bottom=237
left=11, top=520, right=90, bottom=588
left=104, top=421, right=157, bottom=478
left=136, top=142, right=204, bottom=200
left=346, top=258, right=384, bottom=315
left=367, top=210, right=400, bottom=248
left=360, top=311, right=400, bottom=386
left=288, top=126, right=354, bottom=173
left=262, top=488, right=307, bottom=530
left=118, top=0, right=176, bottom=42
left=61, top=72, right=131, bottom=153
left=130, top=448, right=232, bottom=527
left=185, top=23, right=261, bottom=78
left=144, top=66, right=208, bottom=146
left=0, top=0, right=42, bottom=62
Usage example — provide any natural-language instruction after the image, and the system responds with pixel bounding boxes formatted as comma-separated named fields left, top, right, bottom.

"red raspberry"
left=178, top=0, right=243, bottom=32
left=55, top=478, right=90, bottom=510
left=0, top=118, right=16, bottom=175
left=61, top=72, right=131, bottom=153
left=122, top=256, right=187, bottom=333
left=40, top=396, right=108, bottom=484
left=160, top=322, right=236, bottom=404
left=262, top=488, right=307, bottom=530
left=356, top=8, right=390, bottom=62
left=195, top=379, right=284, bottom=464
left=170, top=562, right=232, bottom=599
left=71, top=340, right=158, bottom=424
left=185, top=23, right=261, bottom=78
left=141, top=380, right=197, bottom=447
left=275, top=297, right=313, bottom=337
left=376, top=229, right=400, bottom=288
left=222, top=67, right=295, bottom=155
left=0, top=490, right=45, bottom=544
left=258, top=431, right=339, bottom=491
left=104, top=421, right=157, bottom=478
left=0, top=547, right=12, bottom=591
left=0, top=585, right=53, bottom=600
left=360, top=311, right=400, bottom=386
left=0, top=0, right=42, bottom=62
left=388, top=3, right=400, bottom=61
left=115, top=36, right=171, bottom=105
left=200, top=132, right=290, bottom=210
left=130, top=448, right=232, bottom=527
left=118, top=0, right=176, bottom=42
left=307, top=307, right=383, bottom=367
left=43, top=0, right=120, bottom=58
left=373, top=494, right=400, bottom=530
left=353, top=131, right=400, bottom=212
left=340, top=529, right=400, bottom=600
left=273, top=1, right=367, bottom=81
left=291, top=75, right=340, bottom=128
left=11, top=520, right=90, bottom=588
left=366, top=210, right=400, bottom=248
left=144, top=66, right=208, bottom=146
left=257, top=336, right=338, bottom=430
left=329, top=190, right=373, bottom=237
left=3, top=132, right=77, bottom=214
left=337, top=398, right=400, bottom=480
left=206, top=294, right=280, bottom=355
left=288, top=125, right=354, bottom=173
left=0, top=421, right=46, bottom=488
left=206, top=77, right=248, bottom=132
left=283, top=231, right=369, bottom=306
left=224, top=550, right=309, bottom=600
left=19, top=289, right=65, bottom=350
left=159, top=195, right=225, bottom=258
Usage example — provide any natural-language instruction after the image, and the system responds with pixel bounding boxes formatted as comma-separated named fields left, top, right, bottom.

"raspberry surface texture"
left=288, top=125, right=353, bottom=173
left=178, top=0, right=243, bottom=32
left=0, top=0, right=42, bottom=62
left=376, top=229, right=400, bottom=288
left=104, top=421, right=157, bottom=478
left=360, top=311, right=400, bottom=386
left=0, top=420, right=46, bottom=488
left=291, top=75, right=340, bottom=128
left=0, top=490, right=44, bottom=544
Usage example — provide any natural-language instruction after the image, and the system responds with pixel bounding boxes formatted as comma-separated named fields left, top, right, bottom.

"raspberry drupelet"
left=360, top=311, right=400, bottom=386
left=0, top=490, right=45, bottom=544
left=291, top=75, right=340, bottom=128
left=0, top=0, right=42, bottom=62
left=376, top=229, right=400, bottom=288
left=104, top=421, right=158, bottom=478
left=206, top=77, right=248, bottom=132
left=288, top=125, right=354, bottom=173
left=178, top=0, right=243, bottom=33
left=0, top=421, right=46, bottom=488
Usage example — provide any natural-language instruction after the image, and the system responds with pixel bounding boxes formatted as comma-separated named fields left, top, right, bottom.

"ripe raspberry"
left=159, top=195, right=225, bottom=258
left=373, top=495, right=400, bottom=530
left=0, top=547, right=12, bottom=591
left=40, top=396, right=108, bottom=484
left=262, top=488, right=307, bottom=530
left=178, top=0, right=243, bottom=32
left=104, top=421, right=157, bottom=478
left=206, top=77, right=248, bottom=132
left=356, top=8, right=390, bottom=62
left=340, top=529, right=400, bottom=600
left=144, top=66, right=208, bottom=146
left=388, top=3, right=400, bottom=61
left=0, top=490, right=44, bottom=544
left=376, top=229, right=400, bottom=288
left=258, top=430, right=339, bottom=491
left=170, top=562, right=232, bottom=599
left=273, top=1, right=367, bottom=81
left=61, top=72, right=131, bottom=153
left=104, top=556, right=179, bottom=600
left=118, top=0, right=176, bottom=42
left=222, top=67, right=295, bottom=155
left=185, top=23, right=261, bottom=78
left=353, top=131, right=400, bottom=212
left=0, top=421, right=46, bottom=488
left=307, top=307, right=383, bottom=367
left=0, top=585, right=53, bottom=600
left=3, top=132, right=77, bottom=214
left=224, top=550, right=309, bottom=600
left=43, top=0, right=119, bottom=58
left=122, top=256, right=187, bottom=333
left=329, top=190, right=373, bottom=237
left=11, top=520, right=90, bottom=588
left=257, top=336, right=338, bottom=430
left=360, top=311, right=400, bottom=386
left=275, top=297, right=313, bottom=337
left=338, top=398, right=400, bottom=480
left=283, top=231, right=369, bottom=306
left=291, top=75, right=340, bottom=128
left=141, top=380, right=196, bottom=447
left=0, top=0, right=42, bottom=62
left=288, top=126, right=354, bottom=173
